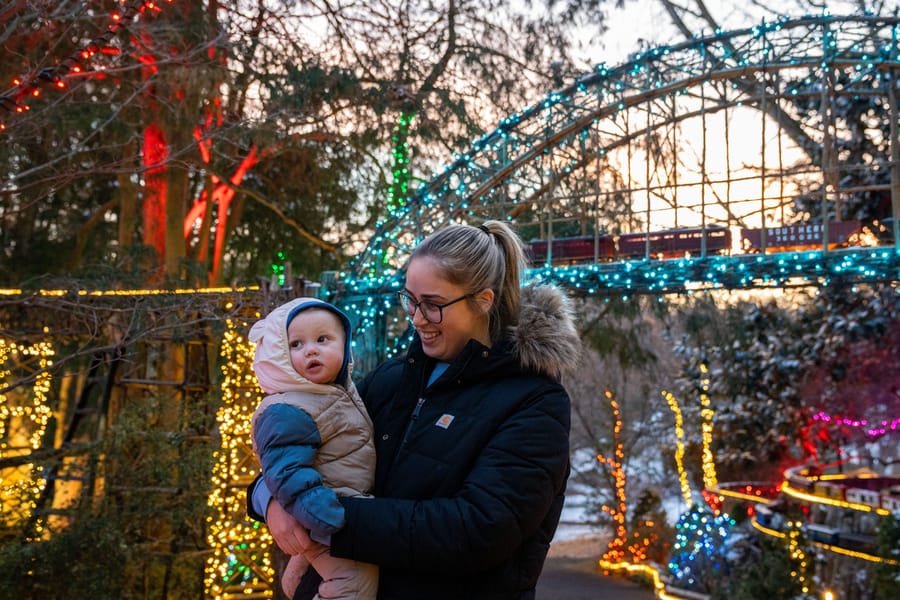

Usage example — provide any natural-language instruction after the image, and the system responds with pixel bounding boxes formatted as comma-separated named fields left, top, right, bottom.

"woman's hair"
left=411, top=220, right=527, bottom=342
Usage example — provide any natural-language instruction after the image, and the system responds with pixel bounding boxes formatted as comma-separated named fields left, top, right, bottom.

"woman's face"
left=404, top=256, right=492, bottom=362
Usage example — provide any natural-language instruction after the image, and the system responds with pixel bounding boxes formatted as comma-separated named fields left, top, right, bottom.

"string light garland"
left=752, top=516, right=900, bottom=566
left=204, top=314, right=272, bottom=599
left=812, top=411, right=900, bottom=438
left=0, top=286, right=258, bottom=297
left=713, top=482, right=782, bottom=504
left=751, top=516, right=787, bottom=539
left=785, top=519, right=813, bottom=595
left=0, top=334, right=55, bottom=539
left=598, top=559, right=668, bottom=597
left=333, top=246, right=900, bottom=368
left=270, top=252, right=287, bottom=287
left=344, top=249, right=900, bottom=299
left=698, top=364, right=719, bottom=503
left=0, top=0, right=173, bottom=131
left=599, top=390, right=629, bottom=563
left=387, top=112, right=414, bottom=215
left=781, top=480, right=891, bottom=516
left=662, top=390, right=693, bottom=507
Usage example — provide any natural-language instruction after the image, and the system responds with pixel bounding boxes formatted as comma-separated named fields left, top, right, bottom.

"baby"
left=249, top=297, right=377, bottom=599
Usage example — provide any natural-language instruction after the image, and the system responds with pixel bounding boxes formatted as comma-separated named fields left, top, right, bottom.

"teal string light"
left=328, top=247, right=900, bottom=371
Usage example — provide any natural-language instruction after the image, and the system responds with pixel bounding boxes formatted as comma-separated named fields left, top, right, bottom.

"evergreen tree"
left=712, top=528, right=802, bottom=600
left=873, top=513, right=900, bottom=600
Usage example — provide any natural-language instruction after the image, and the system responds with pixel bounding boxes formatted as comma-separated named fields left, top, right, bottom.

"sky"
left=579, top=0, right=868, bottom=68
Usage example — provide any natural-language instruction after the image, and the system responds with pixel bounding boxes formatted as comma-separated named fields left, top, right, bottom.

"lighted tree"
left=598, top=390, right=628, bottom=562
left=628, top=488, right=674, bottom=566
left=596, top=389, right=675, bottom=566
left=667, top=505, right=736, bottom=594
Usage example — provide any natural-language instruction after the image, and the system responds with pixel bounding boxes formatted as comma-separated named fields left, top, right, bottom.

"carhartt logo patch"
left=435, top=414, right=455, bottom=429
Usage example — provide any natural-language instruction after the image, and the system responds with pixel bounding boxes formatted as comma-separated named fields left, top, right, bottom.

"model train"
left=526, top=219, right=895, bottom=265
left=783, top=465, right=900, bottom=513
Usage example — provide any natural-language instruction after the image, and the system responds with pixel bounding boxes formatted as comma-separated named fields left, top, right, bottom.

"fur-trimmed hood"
left=509, top=284, right=582, bottom=380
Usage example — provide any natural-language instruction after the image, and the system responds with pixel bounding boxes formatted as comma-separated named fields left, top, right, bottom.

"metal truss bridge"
left=328, top=14, right=900, bottom=365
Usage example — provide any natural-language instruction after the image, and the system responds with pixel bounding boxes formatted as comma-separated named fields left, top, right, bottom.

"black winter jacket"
left=328, top=285, right=579, bottom=599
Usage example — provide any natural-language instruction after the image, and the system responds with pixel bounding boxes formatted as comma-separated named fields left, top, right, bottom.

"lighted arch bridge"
left=328, top=14, right=900, bottom=361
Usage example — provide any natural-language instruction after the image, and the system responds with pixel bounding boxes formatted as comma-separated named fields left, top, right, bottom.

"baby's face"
left=287, top=309, right=346, bottom=384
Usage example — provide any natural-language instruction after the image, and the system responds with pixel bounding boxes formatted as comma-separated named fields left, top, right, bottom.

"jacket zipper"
left=400, top=397, right=426, bottom=447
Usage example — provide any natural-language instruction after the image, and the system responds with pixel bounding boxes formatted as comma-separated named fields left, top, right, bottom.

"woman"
left=250, top=220, right=581, bottom=599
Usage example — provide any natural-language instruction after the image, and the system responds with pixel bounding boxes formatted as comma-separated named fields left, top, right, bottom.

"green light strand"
left=387, top=111, right=414, bottom=215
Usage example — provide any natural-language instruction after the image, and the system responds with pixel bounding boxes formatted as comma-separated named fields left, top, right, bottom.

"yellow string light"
left=0, top=286, right=258, bottom=297
left=785, top=520, right=811, bottom=593
left=662, top=390, right=693, bottom=507
left=203, top=316, right=274, bottom=599
left=751, top=516, right=787, bottom=539
left=714, top=485, right=778, bottom=504
left=698, top=364, right=718, bottom=494
left=815, top=541, right=900, bottom=565
left=0, top=334, right=54, bottom=536
left=598, top=559, right=667, bottom=596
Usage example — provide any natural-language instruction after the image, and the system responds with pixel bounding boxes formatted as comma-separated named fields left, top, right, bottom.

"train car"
left=755, top=504, right=785, bottom=530
left=846, top=487, right=880, bottom=508
left=617, top=226, right=731, bottom=259
left=524, top=216, right=894, bottom=268
left=836, top=531, right=878, bottom=554
left=882, top=495, right=900, bottom=513
left=813, top=481, right=845, bottom=500
left=804, top=523, right=840, bottom=545
left=740, top=220, right=862, bottom=253
left=881, top=487, right=900, bottom=513
left=527, top=235, right=616, bottom=265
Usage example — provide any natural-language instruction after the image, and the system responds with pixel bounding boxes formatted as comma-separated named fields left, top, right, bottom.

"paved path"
left=536, top=556, right=657, bottom=599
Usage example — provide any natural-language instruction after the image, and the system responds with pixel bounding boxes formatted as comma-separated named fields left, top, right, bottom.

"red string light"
left=0, top=0, right=168, bottom=131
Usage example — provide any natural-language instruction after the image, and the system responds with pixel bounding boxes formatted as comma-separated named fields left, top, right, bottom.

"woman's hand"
left=266, top=499, right=313, bottom=555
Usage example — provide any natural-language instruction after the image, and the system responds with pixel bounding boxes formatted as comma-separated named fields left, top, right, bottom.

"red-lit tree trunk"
left=142, top=122, right=168, bottom=283
left=135, top=1, right=214, bottom=285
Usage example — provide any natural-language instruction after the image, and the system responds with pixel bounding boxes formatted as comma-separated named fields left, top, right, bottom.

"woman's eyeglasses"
left=397, top=291, right=472, bottom=324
